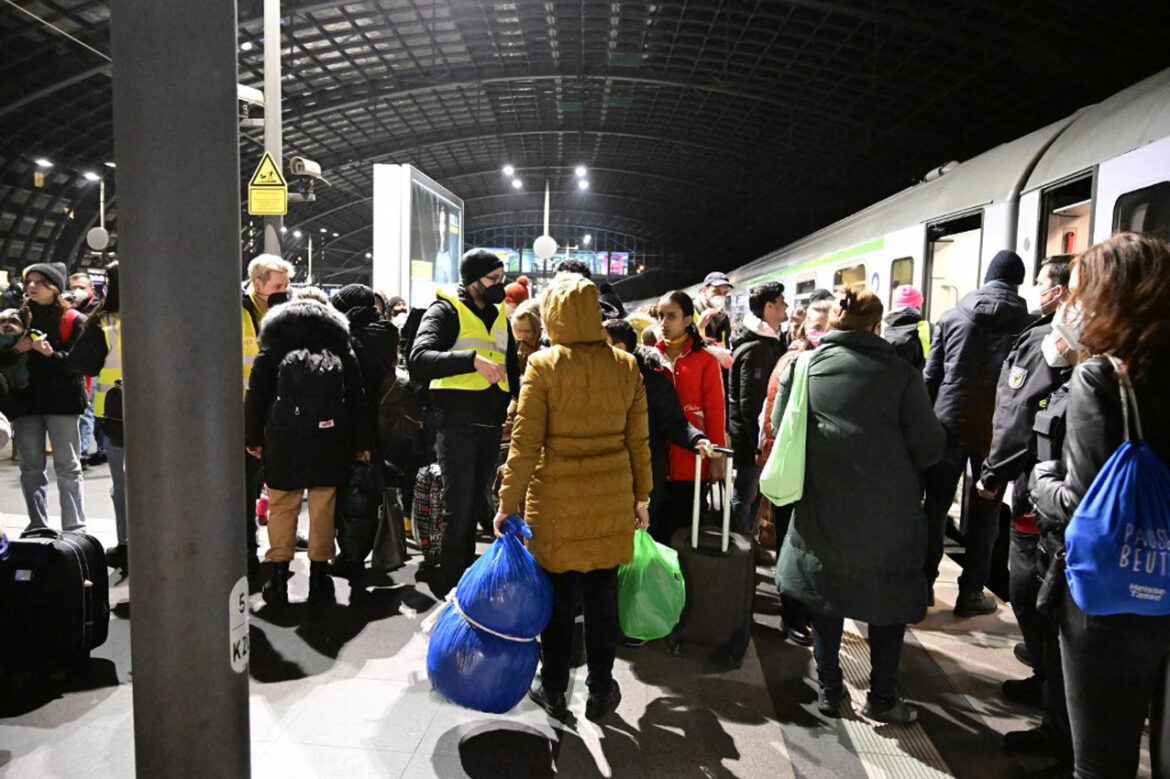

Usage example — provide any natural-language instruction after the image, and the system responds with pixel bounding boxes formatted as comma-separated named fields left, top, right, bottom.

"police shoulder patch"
left=1008, top=366, right=1028, bottom=390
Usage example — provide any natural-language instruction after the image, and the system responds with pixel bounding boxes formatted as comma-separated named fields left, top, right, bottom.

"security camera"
left=289, top=156, right=322, bottom=179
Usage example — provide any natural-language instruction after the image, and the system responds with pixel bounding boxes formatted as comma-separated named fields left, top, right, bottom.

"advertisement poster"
left=410, top=182, right=461, bottom=287
left=609, top=252, right=629, bottom=276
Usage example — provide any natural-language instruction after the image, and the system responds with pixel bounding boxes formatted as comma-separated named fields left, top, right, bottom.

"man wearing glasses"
left=409, top=248, right=520, bottom=594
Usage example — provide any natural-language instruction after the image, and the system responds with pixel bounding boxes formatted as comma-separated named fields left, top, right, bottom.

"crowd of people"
left=2, top=231, right=1168, bottom=775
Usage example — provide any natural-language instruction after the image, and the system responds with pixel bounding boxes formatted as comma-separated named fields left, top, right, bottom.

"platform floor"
left=0, top=455, right=1150, bottom=777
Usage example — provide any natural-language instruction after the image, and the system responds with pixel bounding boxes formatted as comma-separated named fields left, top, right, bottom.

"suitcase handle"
left=692, top=446, right=735, bottom=553
left=20, top=527, right=63, bottom=540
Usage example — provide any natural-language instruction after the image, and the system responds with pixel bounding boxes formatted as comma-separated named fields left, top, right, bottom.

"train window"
left=1113, top=181, right=1170, bottom=242
left=1041, top=176, right=1093, bottom=260
left=889, top=257, right=914, bottom=306
left=833, top=264, right=866, bottom=294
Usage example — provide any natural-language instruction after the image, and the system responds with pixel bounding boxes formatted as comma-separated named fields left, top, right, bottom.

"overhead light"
left=332, top=231, right=339, bottom=237
left=583, top=234, right=592, bottom=245
left=103, top=161, right=116, bottom=168
left=502, top=164, right=515, bottom=176
left=511, top=178, right=523, bottom=189
left=82, top=171, right=101, bottom=182
left=319, top=227, right=328, bottom=233
left=292, top=229, right=302, bottom=239
left=240, top=41, right=254, bottom=52
left=577, top=179, right=589, bottom=190
left=35, top=157, right=53, bottom=169
left=365, top=252, right=372, bottom=259
left=574, top=165, right=587, bottom=178
left=280, top=226, right=287, bottom=234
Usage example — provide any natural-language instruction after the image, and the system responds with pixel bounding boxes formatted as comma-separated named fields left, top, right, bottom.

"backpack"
left=267, top=348, right=349, bottom=444
left=378, top=368, right=424, bottom=444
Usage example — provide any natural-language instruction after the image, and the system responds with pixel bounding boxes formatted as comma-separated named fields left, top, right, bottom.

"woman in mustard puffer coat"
left=494, top=275, right=652, bottom=723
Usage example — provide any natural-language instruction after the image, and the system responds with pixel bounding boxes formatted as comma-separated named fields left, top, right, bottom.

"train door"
left=924, top=212, right=982, bottom=323
left=1039, top=174, right=1094, bottom=270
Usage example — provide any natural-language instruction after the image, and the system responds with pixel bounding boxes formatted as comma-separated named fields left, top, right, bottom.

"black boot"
left=308, top=561, right=335, bottom=604
left=263, top=562, right=290, bottom=607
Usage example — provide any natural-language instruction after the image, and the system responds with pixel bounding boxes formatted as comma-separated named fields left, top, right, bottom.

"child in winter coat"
left=244, top=299, right=371, bottom=605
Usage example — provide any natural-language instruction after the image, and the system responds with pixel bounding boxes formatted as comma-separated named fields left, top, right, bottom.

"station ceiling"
left=3, top=0, right=1170, bottom=284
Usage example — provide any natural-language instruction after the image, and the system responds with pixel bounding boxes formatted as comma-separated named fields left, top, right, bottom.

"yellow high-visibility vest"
left=242, top=305, right=260, bottom=391
left=429, top=288, right=510, bottom=393
left=917, top=320, right=932, bottom=359
left=93, top=314, right=122, bottom=417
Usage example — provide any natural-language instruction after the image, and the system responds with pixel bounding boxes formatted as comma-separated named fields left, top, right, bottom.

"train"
left=634, top=66, right=1170, bottom=321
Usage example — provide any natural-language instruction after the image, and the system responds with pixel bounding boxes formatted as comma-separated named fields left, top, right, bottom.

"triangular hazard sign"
left=250, top=152, right=286, bottom=187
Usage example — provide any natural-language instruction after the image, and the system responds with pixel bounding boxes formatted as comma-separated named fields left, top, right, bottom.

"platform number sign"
left=229, top=576, right=249, bottom=673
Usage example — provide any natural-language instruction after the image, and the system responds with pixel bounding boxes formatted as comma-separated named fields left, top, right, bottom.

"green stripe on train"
left=743, top=236, right=885, bottom=287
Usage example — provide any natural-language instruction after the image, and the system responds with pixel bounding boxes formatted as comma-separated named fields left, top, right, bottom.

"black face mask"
left=480, top=282, right=507, bottom=305
left=266, top=291, right=291, bottom=308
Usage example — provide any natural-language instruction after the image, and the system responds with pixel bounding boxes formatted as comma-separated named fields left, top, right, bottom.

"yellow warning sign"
left=247, top=151, right=287, bottom=215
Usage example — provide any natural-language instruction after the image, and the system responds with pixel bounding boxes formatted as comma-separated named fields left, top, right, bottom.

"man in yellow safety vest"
left=409, top=248, right=519, bottom=594
left=243, top=255, right=292, bottom=574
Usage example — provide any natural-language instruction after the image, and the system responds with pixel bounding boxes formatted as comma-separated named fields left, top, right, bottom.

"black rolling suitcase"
left=669, top=448, right=755, bottom=666
left=0, top=528, right=110, bottom=669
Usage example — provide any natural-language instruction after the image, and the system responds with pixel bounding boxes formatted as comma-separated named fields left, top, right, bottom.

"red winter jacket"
left=656, top=336, right=726, bottom=481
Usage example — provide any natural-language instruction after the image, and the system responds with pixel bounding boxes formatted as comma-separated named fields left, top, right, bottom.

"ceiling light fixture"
left=34, top=158, right=53, bottom=169
left=82, top=171, right=101, bottom=182
left=511, top=178, right=523, bottom=189
left=103, top=161, right=116, bottom=168
left=574, top=165, right=587, bottom=178
left=583, top=234, right=592, bottom=245
left=240, top=41, right=254, bottom=52
left=292, top=229, right=303, bottom=239
left=577, top=179, right=589, bottom=190
left=502, top=164, right=515, bottom=176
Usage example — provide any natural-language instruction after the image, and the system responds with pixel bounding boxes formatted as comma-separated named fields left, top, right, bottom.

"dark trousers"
left=1010, top=530, right=1071, bottom=755
left=436, top=423, right=502, bottom=593
left=729, top=459, right=761, bottom=536
left=810, top=612, right=906, bottom=700
left=1059, top=592, right=1170, bottom=778
left=922, top=439, right=1000, bottom=592
left=772, top=502, right=808, bottom=629
left=245, top=452, right=263, bottom=560
left=655, top=481, right=699, bottom=544
left=540, top=567, right=620, bottom=696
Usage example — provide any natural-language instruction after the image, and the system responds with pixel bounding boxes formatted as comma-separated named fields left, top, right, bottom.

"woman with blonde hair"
left=773, top=289, right=944, bottom=723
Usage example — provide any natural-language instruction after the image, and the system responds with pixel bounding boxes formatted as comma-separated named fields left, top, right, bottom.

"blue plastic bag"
left=426, top=602, right=541, bottom=714
left=426, top=516, right=553, bottom=713
left=455, top=515, right=552, bottom=639
left=1065, top=366, right=1170, bottom=616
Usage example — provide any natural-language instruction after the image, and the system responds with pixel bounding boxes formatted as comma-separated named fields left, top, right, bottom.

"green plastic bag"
left=618, top=529, right=686, bottom=640
left=760, top=351, right=812, bottom=506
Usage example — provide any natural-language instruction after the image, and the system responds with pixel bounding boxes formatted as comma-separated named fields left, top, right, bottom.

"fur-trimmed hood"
left=258, top=299, right=352, bottom=357
left=634, top=344, right=669, bottom=376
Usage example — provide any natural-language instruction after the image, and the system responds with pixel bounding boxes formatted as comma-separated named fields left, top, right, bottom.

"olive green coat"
left=497, top=278, right=652, bottom=573
left=773, top=329, right=945, bottom=625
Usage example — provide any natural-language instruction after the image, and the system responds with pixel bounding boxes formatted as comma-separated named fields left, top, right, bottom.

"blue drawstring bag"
left=425, top=516, right=553, bottom=713
left=1065, top=359, right=1170, bottom=616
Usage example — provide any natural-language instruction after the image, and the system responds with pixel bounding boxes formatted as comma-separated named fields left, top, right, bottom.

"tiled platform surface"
left=0, top=456, right=1152, bottom=777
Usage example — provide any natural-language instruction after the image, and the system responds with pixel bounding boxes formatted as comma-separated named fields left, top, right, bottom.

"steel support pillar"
left=262, top=0, right=283, bottom=255
left=109, top=1, right=250, bottom=776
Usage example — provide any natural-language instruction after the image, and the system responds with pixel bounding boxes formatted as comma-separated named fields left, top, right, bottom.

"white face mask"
left=1041, top=330, right=1070, bottom=368
left=391, top=312, right=408, bottom=330
left=708, top=295, right=727, bottom=312
left=1051, top=301, right=1084, bottom=352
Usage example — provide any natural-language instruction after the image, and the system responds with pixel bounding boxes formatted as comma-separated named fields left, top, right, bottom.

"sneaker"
left=816, top=686, right=843, bottom=717
left=1002, top=675, right=1044, bottom=708
left=528, top=684, right=568, bottom=719
left=953, top=589, right=997, bottom=618
left=1004, top=725, right=1060, bottom=756
left=105, top=544, right=128, bottom=573
left=585, top=680, right=622, bottom=722
left=88, top=452, right=108, bottom=466
left=1014, top=641, right=1032, bottom=667
left=783, top=621, right=813, bottom=648
left=861, top=695, right=918, bottom=724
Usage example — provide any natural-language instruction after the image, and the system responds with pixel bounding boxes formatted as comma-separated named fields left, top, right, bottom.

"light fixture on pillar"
left=532, top=180, right=558, bottom=265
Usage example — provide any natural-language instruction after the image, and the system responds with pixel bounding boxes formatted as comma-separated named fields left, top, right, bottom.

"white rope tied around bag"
left=420, top=591, right=536, bottom=643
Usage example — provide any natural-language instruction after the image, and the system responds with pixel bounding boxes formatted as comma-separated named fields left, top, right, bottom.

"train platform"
left=0, top=456, right=1151, bottom=778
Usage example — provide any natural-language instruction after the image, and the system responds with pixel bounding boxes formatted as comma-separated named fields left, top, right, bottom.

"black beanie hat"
left=22, top=262, right=67, bottom=293
left=331, top=283, right=376, bottom=313
left=984, top=250, right=1025, bottom=285
left=460, top=248, right=504, bottom=285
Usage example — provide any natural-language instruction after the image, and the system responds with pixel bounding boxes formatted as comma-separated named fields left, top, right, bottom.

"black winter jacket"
left=636, top=346, right=706, bottom=500
left=407, top=287, right=519, bottom=427
left=979, top=314, right=1071, bottom=511
left=66, top=313, right=122, bottom=444
left=882, top=307, right=926, bottom=371
left=923, top=284, right=1032, bottom=454
left=13, top=302, right=86, bottom=418
left=342, top=306, right=399, bottom=433
left=728, top=320, right=787, bottom=465
left=244, top=301, right=371, bottom=490
left=1031, top=356, right=1170, bottom=538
